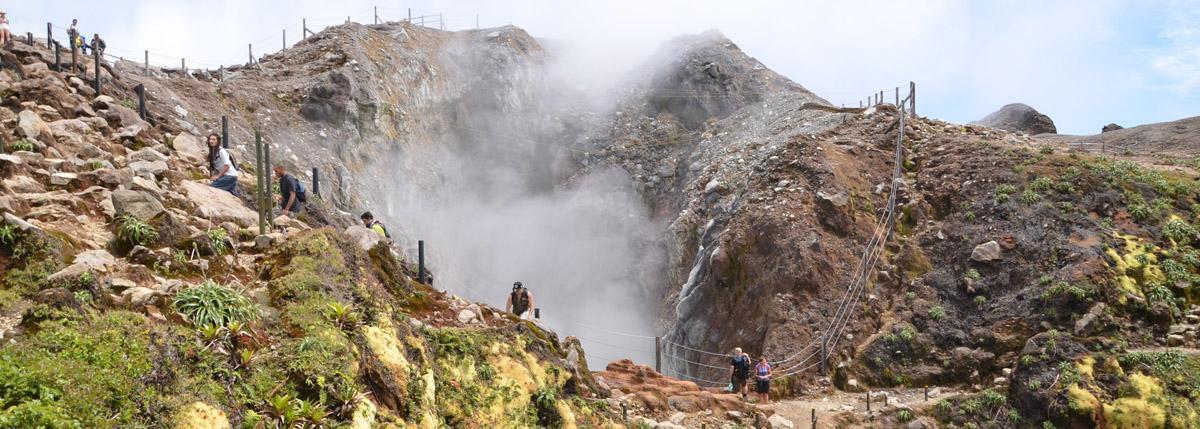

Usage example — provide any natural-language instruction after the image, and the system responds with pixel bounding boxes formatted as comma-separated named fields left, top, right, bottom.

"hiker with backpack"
left=505, top=282, right=535, bottom=320
left=273, top=165, right=305, bottom=217
left=206, top=133, right=240, bottom=195
left=754, top=356, right=772, bottom=404
left=360, top=212, right=390, bottom=238
left=729, top=347, right=752, bottom=399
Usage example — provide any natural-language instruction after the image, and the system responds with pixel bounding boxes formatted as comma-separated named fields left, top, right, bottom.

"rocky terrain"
left=971, top=103, right=1058, bottom=135
left=4, top=14, right=1200, bottom=429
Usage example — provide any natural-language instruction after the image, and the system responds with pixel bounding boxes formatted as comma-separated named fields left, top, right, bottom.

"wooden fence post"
left=256, top=131, right=266, bottom=234
left=248, top=44, right=253, bottom=64
left=136, top=84, right=146, bottom=120
left=909, top=81, right=916, bottom=116
left=144, top=50, right=149, bottom=75
left=46, top=23, right=52, bottom=48
left=655, top=337, right=662, bottom=373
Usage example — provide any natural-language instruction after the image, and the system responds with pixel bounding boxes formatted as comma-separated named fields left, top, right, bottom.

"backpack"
left=511, top=290, right=530, bottom=311
left=291, top=176, right=308, bottom=202
left=370, top=221, right=391, bottom=238
left=733, top=355, right=751, bottom=378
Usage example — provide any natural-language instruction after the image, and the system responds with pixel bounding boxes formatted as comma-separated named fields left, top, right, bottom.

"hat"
left=512, top=281, right=523, bottom=289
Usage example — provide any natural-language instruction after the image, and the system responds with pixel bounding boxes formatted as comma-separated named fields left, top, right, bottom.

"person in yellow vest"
left=360, top=212, right=389, bottom=238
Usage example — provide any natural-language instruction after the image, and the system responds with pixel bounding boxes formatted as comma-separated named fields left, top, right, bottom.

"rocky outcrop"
left=971, top=103, right=1057, bottom=134
left=299, top=71, right=353, bottom=123
left=179, top=181, right=258, bottom=228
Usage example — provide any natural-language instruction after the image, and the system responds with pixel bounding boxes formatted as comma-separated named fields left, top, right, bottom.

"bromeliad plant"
left=115, top=214, right=158, bottom=246
left=172, top=280, right=258, bottom=328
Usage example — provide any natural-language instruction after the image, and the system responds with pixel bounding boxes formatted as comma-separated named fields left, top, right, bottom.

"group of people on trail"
left=729, top=347, right=773, bottom=403
left=65, top=18, right=104, bottom=56
left=204, top=133, right=307, bottom=218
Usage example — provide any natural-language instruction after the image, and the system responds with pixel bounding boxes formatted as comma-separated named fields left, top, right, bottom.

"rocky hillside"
left=971, top=103, right=1057, bottom=135
left=0, top=31, right=642, bottom=429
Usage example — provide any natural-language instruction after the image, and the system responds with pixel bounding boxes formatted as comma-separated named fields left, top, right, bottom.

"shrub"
left=982, top=389, right=1006, bottom=407
left=114, top=214, right=158, bottom=246
left=928, top=306, right=946, bottom=320
left=8, top=139, right=35, bottom=152
left=1042, top=281, right=1091, bottom=301
left=1040, top=146, right=1054, bottom=155
left=896, top=409, right=913, bottom=422
left=995, top=184, right=1017, bottom=197
left=1128, top=203, right=1152, bottom=220
left=0, top=224, right=16, bottom=245
left=966, top=269, right=981, bottom=281
left=974, top=296, right=988, bottom=307
left=1162, top=218, right=1198, bottom=244
left=965, top=211, right=976, bottom=221
left=171, top=280, right=258, bottom=327
left=1020, top=189, right=1042, bottom=204
left=1030, top=177, right=1053, bottom=192
left=205, top=228, right=229, bottom=255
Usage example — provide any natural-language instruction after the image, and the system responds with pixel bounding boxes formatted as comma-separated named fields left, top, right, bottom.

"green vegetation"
left=1162, top=218, right=1198, bottom=245
left=897, top=409, right=913, bottom=422
left=928, top=306, right=946, bottom=320
left=973, top=296, right=987, bottom=307
left=1020, top=189, right=1042, bottom=205
left=1030, top=176, right=1054, bottom=192
left=995, top=184, right=1017, bottom=204
left=965, top=268, right=981, bottom=281
left=8, top=139, right=35, bottom=152
left=171, top=280, right=258, bottom=327
left=0, top=224, right=15, bottom=245
left=205, top=228, right=229, bottom=255
left=114, top=214, right=158, bottom=246
left=1040, top=146, right=1054, bottom=155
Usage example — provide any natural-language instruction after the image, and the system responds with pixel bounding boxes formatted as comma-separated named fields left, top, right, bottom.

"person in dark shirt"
left=273, top=165, right=302, bottom=217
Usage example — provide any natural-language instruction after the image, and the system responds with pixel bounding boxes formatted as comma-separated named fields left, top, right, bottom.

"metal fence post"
left=819, top=339, right=827, bottom=375
left=311, top=167, right=320, bottom=198
left=375, top=6, right=379, bottom=24
left=282, top=29, right=286, bottom=52
left=408, top=8, right=412, bottom=22
left=222, top=116, right=229, bottom=149
left=418, top=240, right=426, bottom=283
left=264, top=141, right=272, bottom=230
left=655, top=336, right=662, bottom=373
left=144, top=50, right=149, bottom=75
left=181, top=58, right=186, bottom=76
left=71, top=41, right=77, bottom=72
left=47, top=23, right=52, bottom=48
left=909, top=81, right=916, bottom=116
left=53, top=41, right=60, bottom=71
left=895, top=87, right=899, bottom=105
left=248, top=44, right=253, bottom=64
left=255, top=131, right=266, bottom=234
left=811, top=409, right=816, bottom=428
left=136, top=84, right=146, bottom=120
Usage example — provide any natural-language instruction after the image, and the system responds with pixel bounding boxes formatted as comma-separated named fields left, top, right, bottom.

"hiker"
left=0, top=11, right=11, bottom=46
left=91, top=33, right=105, bottom=57
left=78, top=34, right=88, bottom=55
left=206, top=133, right=240, bottom=195
left=273, top=165, right=305, bottom=217
left=754, top=357, right=772, bottom=404
left=505, top=282, right=535, bottom=320
left=360, top=212, right=390, bottom=238
left=729, top=347, right=752, bottom=399
left=67, top=19, right=78, bottom=49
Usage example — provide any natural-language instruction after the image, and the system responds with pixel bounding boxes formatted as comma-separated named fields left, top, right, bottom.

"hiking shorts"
left=732, top=376, right=748, bottom=392
left=756, top=379, right=770, bottom=394
left=513, top=305, right=529, bottom=317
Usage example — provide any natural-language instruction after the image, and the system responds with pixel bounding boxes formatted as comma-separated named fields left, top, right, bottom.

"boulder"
left=345, top=225, right=385, bottom=251
left=768, top=414, right=795, bottom=429
left=95, top=167, right=134, bottom=187
left=129, top=160, right=168, bottom=178
left=180, top=181, right=258, bottom=228
left=47, top=249, right=117, bottom=283
left=3, top=212, right=41, bottom=232
left=1074, top=303, right=1108, bottom=336
left=299, top=71, right=352, bottom=123
left=49, top=172, right=78, bottom=186
left=457, top=309, right=477, bottom=324
left=48, top=119, right=88, bottom=146
left=129, top=148, right=169, bottom=164
left=173, top=133, right=207, bottom=162
left=970, top=241, right=1003, bottom=262
left=3, top=175, right=45, bottom=193
left=254, top=234, right=279, bottom=251
left=1101, top=123, right=1123, bottom=133
left=17, top=110, right=51, bottom=140
left=971, top=103, right=1057, bottom=135
left=111, top=189, right=165, bottom=220
left=130, top=176, right=162, bottom=195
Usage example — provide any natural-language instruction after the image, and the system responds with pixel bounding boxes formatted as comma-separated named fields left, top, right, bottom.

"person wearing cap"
left=505, top=281, right=535, bottom=320
left=0, top=10, right=11, bottom=46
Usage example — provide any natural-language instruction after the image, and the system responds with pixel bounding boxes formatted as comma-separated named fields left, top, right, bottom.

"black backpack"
left=511, top=290, right=530, bottom=310
left=287, top=175, right=307, bottom=203
left=733, top=355, right=751, bottom=378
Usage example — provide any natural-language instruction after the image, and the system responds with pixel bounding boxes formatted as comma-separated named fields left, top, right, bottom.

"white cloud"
left=1150, top=0, right=1200, bottom=93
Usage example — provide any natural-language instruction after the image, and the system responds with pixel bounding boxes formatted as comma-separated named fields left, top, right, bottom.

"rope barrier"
left=574, top=323, right=657, bottom=340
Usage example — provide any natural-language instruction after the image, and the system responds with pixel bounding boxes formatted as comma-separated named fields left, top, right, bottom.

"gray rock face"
left=300, top=71, right=353, bottom=123
left=111, top=189, right=165, bottom=220
left=180, top=181, right=258, bottom=227
left=129, top=160, right=169, bottom=178
left=129, top=148, right=169, bottom=163
left=971, top=103, right=1057, bottom=135
left=970, top=241, right=1003, bottom=262
left=3, top=175, right=45, bottom=193
left=173, top=133, right=207, bottom=162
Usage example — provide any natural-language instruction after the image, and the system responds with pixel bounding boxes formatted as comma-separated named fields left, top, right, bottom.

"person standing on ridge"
left=505, top=282, right=535, bottom=320
left=729, top=347, right=752, bottom=399
left=0, top=11, right=12, bottom=46
left=91, top=33, right=105, bottom=57
left=206, top=133, right=239, bottom=195
left=273, top=165, right=305, bottom=217
left=754, top=356, right=772, bottom=404
left=360, top=212, right=390, bottom=238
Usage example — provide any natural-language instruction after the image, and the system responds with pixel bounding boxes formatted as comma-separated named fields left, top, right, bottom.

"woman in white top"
left=206, top=133, right=240, bottom=195
left=0, top=11, right=11, bottom=46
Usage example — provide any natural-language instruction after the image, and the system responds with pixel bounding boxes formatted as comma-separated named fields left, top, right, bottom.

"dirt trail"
left=765, top=386, right=963, bottom=428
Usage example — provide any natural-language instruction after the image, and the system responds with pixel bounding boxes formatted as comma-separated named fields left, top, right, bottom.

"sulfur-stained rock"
left=173, top=402, right=231, bottom=429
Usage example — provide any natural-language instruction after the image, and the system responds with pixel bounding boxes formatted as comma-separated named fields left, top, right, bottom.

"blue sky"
left=7, top=0, right=1198, bottom=134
